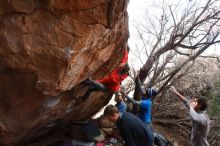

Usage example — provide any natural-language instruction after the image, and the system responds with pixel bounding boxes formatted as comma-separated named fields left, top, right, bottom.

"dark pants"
left=146, top=123, right=154, bottom=132
left=145, top=123, right=154, bottom=146
left=81, top=79, right=108, bottom=100
left=136, top=123, right=154, bottom=146
left=141, top=128, right=154, bottom=146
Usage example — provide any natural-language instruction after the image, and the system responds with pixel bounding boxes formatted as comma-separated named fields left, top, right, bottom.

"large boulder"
left=0, top=0, right=129, bottom=145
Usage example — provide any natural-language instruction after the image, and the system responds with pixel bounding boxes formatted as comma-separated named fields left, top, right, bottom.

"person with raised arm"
left=121, top=76, right=158, bottom=131
left=170, top=86, right=210, bottom=146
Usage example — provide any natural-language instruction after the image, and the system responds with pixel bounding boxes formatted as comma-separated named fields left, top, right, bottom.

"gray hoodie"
left=184, top=99, right=210, bottom=146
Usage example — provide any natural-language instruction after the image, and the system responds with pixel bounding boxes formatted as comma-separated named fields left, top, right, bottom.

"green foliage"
left=205, top=74, right=220, bottom=117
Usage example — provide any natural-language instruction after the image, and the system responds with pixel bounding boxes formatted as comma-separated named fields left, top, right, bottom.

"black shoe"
left=83, top=78, right=92, bottom=85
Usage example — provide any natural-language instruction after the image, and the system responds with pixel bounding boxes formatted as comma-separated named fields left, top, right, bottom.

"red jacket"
left=121, top=50, right=128, bottom=64
left=96, top=49, right=129, bottom=92
left=97, top=68, right=128, bottom=92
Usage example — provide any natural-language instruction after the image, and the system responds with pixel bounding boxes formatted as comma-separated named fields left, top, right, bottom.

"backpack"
left=154, top=133, right=173, bottom=146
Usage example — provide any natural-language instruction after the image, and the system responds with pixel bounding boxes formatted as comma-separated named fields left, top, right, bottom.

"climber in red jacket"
left=79, top=49, right=129, bottom=101
left=118, top=47, right=128, bottom=67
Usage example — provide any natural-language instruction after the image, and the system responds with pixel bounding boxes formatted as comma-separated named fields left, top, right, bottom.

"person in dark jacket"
left=103, top=105, right=154, bottom=146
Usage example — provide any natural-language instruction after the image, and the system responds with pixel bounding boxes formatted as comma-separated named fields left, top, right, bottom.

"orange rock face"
left=0, top=0, right=129, bottom=145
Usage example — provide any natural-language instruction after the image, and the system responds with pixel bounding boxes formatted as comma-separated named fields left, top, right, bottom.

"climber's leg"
left=83, top=79, right=108, bottom=91
left=80, top=87, right=99, bottom=101
left=80, top=80, right=108, bottom=101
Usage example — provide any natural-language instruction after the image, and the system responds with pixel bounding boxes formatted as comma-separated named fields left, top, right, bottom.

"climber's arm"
left=135, top=76, right=146, bottom=96
left=121, top=90, right=141, bottom=106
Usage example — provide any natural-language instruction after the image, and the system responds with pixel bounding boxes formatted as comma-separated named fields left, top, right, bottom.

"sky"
left=127, top=0, right=220, bottom=67
left=127, top=0, right=149, bottom=68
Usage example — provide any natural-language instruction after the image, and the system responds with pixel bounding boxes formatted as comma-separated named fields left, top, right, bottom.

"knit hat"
left=146, top=87, right=158, bottom=97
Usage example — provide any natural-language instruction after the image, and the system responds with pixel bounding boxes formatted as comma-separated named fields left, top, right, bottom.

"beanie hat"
left=146, top=88, right=158, bottom=97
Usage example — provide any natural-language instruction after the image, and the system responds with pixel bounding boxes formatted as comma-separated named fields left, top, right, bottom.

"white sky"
left=127, top=0, right=220, bottom=67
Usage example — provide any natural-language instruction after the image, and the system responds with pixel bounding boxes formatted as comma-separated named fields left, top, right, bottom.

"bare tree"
left=129, top=0, right=220, bottom=100
left=125, top=0, right=220, bottom=145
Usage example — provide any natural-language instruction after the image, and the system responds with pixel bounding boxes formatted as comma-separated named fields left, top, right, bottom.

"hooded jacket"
left=96, top=50, right=128, bottom=92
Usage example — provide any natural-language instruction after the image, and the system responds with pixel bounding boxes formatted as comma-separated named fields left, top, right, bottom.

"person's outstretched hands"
left=169, top=86, right=186, bottom=101
left=170, top=86, right=177, bottom=93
